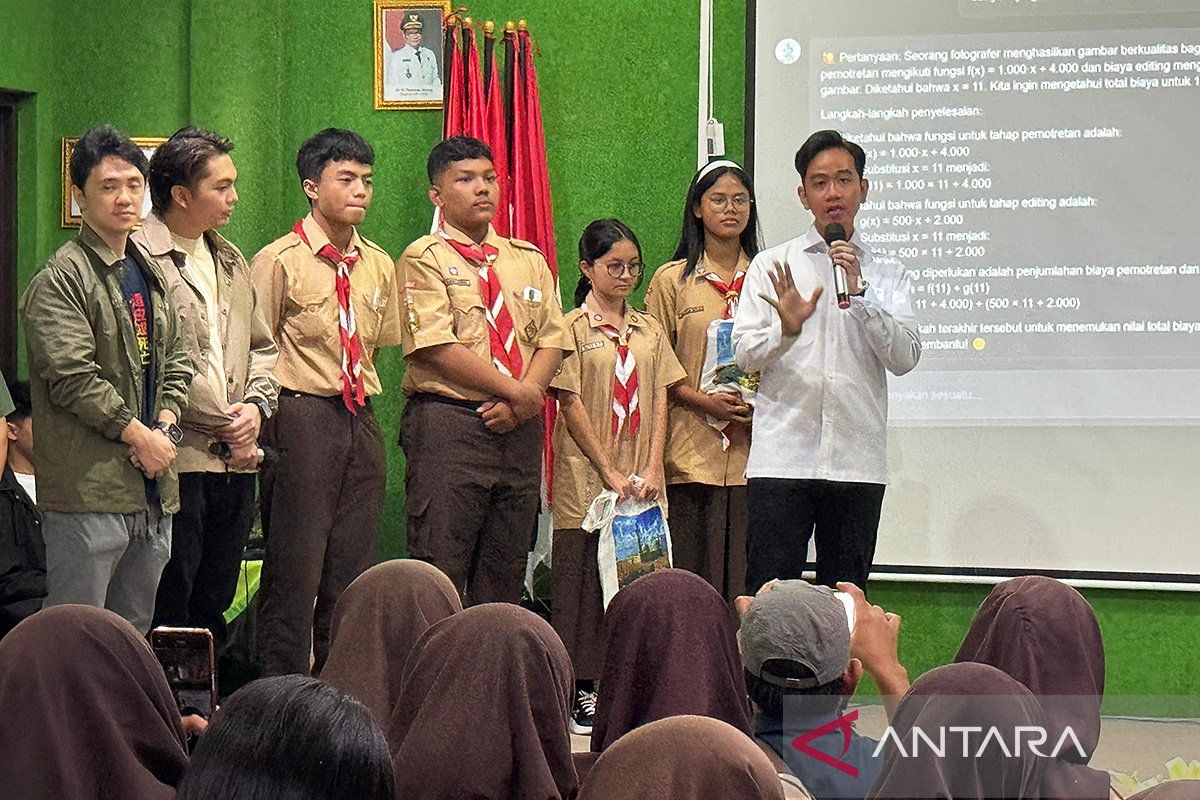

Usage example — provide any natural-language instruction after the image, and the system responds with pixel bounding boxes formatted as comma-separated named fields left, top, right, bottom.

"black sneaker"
left=570, top=688, right=597, bottom=736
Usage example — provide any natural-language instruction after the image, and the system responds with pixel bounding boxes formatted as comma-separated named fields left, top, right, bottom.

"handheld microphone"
left=823, top=223, right=851, bottom=310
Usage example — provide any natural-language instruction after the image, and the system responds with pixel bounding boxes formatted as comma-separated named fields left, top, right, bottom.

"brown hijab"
left=321, top=559, right=462, bottom=731
left=1130, top=783, right=1200, bottom=800
left=956, top=576, right=1108, bottom=800
left=578, top=715, right=786, bottom=800
left=869, top=663, right=1048, bottom=800
left=388, top=603, right=578, bottom=800
left=590, top=568, right=752, bottom=752
left=0, top=605, right=189, bottom=800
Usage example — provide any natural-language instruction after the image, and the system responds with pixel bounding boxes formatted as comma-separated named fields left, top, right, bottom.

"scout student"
left=397, top=135, right=566, bottom=606
left=131, top=126, right=279, bottom=654
left=645, top=159, right=762, bottom=602
left=21, top=124, right=192, bottom=634
left=251, top=128, right=402, bottom=676
left=550, top=218, right=685, bottom=735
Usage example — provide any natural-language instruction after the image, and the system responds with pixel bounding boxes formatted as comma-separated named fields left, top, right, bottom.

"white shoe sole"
left=570, top=719, right=593, bottom=736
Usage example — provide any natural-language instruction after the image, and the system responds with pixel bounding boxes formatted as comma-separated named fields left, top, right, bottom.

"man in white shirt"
left=384, top=13, right=440, bottom=99
left=130, top=127, right=278, bottom=654
left=732, top=130, right=921, bottom=592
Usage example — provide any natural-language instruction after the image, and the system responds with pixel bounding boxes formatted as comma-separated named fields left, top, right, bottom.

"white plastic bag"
left=583, top=477, right=673, bottom=609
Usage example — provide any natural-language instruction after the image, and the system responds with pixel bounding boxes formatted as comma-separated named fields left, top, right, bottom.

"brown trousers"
left=550, top=526, right=604, bottom=680
left=401, top=394, right=542, bottom=605
left=256, top=391, right=385, bottom=676
left=666, top=482, right=748, bottom=603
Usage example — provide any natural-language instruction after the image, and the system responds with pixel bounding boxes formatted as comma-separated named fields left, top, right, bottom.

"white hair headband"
left=694, top=159, right=744, bottom=184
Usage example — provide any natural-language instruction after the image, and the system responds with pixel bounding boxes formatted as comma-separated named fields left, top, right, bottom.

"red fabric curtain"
left=506, top=27, right=560, bottom=506
left=483, top=29, right=510, bottom=236
left=443, top=22, right=466, bottom=138
left=516, top=29, right=557, bottom=277
left=464, top=27, right=487, bottom=139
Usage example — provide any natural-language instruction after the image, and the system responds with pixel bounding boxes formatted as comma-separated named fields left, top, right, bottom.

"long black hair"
left=573, top=218, right=644, bottom=308
left=671, top=161, right=762, bottom=280
left=175, top=676, right=394, bottom=800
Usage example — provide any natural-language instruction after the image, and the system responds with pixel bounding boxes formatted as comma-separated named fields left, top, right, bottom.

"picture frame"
left=61, top=136, right=167, bottom=228
left=374, top=0, right=451, bottom=110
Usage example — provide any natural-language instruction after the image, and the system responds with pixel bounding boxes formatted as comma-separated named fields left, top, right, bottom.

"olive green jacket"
left=20, top=224, right=193, bottom=514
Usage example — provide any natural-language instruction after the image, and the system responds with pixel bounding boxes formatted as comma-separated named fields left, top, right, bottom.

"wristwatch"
left=154, top=421, right=184, bottom=444
left=247, top=396, right=272, bottom=420
left=852, top=277, right=869, bottom=297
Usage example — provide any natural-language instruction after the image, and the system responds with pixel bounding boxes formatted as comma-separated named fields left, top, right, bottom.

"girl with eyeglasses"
left=549, top=218, right=685, bottom=736
left=644, top=160, right=763, bottom=604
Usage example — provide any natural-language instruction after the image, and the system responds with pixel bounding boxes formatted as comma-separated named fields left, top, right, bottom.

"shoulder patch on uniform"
left=508, top=238, right=544, bottom=255
left=402, top=235, right=441, bottom=259
left=358, top=235, right=392, bottom=260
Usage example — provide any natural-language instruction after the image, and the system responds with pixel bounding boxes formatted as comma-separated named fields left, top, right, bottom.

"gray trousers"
left=42, top=508, right=173, bottom=634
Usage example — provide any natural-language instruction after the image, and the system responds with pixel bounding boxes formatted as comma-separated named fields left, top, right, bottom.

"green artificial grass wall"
left=2, top=0, right=1195, bottom=699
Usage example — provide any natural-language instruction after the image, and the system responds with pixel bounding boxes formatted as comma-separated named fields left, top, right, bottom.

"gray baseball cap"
left=739, top=580, right=851, bottom=689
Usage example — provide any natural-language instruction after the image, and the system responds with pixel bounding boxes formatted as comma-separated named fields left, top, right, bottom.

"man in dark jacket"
left=21, top=125, right=193, bottom=634
left=0, top=379, right=44, bottom=638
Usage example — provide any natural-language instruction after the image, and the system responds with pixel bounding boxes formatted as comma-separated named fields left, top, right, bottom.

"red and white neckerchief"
left=703, top=268, right=746, bottom=319
left=443, top=237, right=524, bottom=379
left=292, top=219, right=364, bottom=414
left=586, top=305, right=640, bottom=440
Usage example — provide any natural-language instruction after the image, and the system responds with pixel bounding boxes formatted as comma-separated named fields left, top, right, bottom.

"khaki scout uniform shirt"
left=397, top=222, right=568, bottom=400
left=549, top=307, right=686, bottom=529
left=645, top=255, right=752, bottom=487
left=250, top=214, right=401, bottom=397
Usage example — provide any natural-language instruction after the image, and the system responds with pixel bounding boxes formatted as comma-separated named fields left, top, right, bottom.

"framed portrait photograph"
left=61, top=136, right=166, bottom=228
left=374, top=0, right=450, bottom=110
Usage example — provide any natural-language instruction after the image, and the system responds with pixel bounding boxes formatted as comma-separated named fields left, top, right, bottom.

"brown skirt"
left=551, top=527, right=605, bottom=680
left=666, top=483, right=748, bottom=603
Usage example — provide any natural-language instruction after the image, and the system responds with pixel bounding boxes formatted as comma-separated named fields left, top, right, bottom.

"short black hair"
left=5, top=380, right=30, bottom=423
left=175, top=676, right=394, bottom=800
left=149, top=126, right=235, bottom=216
left=69, top=125, right=148, bottom=190
left=574, top=218, right=644, bottom=308
left=794, top=130, right=866, bottom=181
left=296, top=128, right=375, bottom=186
left=427, top=136, right=493, bottom=183
left=745, top=661, right=847, bottom=719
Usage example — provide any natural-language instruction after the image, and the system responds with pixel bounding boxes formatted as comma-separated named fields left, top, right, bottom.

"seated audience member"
left=388, top=603, right=578, bottom=800
left=174, top=675, right=394, bottom=800
left=321, top=559, right=462, bottom=728
left=1, top=380, right=44, bottom=637
left=868, top=663, right=1047, bottom=800
left=956, top=576, right=1111, bottom=800
left=591, top=569, right=752, bottom=753
left=0, top=370, right=12, bottom=474
left=3, top=380, right=35, bottom=501
left=738, top=580, right=909, bottom=799
left=0, top=605, right=189, bottom=800
left=578, top=715, right=790, bottom=800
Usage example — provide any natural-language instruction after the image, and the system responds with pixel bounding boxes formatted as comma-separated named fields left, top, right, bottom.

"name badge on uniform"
left=678, top=305, right=704, bottom=318
left=522, top=286, right=542, bottom=302
left=581, top=340, right=606, bottom=353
